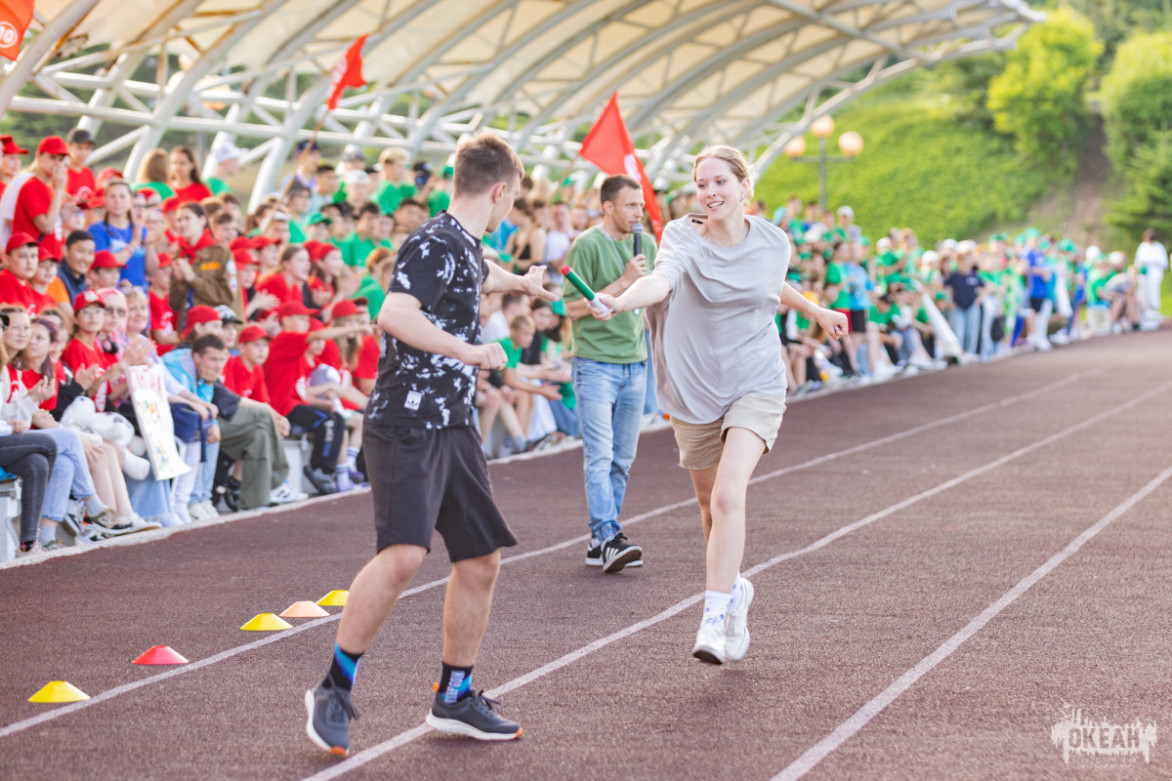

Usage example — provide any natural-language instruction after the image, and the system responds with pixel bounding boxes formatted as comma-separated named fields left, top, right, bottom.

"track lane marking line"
left=771, top=460, right=1172, bottom=781
left=298, top=378, right=1172, bottom=781
left=0, top=368, right=1116, bottom=740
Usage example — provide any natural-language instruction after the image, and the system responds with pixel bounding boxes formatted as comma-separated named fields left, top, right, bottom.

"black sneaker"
left=305, top=683, right=359, bottom=756
left=303, top=466, right=337, bottom=495
left=426, top=690, right=522, bottom=741
left=587, top=539, right=642, bottom=568
left=601, top=533, right=642, bottom=573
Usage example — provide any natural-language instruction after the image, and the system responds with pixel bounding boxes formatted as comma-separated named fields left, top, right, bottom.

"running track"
left=2, top=330, right=1170, bottom=780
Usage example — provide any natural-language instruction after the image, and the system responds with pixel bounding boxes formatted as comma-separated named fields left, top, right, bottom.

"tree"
left=1100, top=31, right=1172, bottom=171
left=1108, top=131, right=1172, bottom=244
left=986, top=8, right=1102, bottom=178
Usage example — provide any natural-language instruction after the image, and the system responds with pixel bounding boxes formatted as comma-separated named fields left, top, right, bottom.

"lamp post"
left=784, top=116, right=863, bottom=211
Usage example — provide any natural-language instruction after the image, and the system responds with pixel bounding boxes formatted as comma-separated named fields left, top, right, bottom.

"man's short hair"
left=213, top=212, right=236, bottom=226
left=356, top=202, right=381, bottom=220
left=192, top=333, right=226, bottom=356
left=396, top=198, right=425, bottom=212
left=66, top=230, right=94, bottom=248
left=501, top=292, right=526, bottom=312
left=316, top=163, right=336, bottom=175
left=379, top=147, right=408, bottom=166
left=509, top=314, right=534, bottom=331
left=600, top=175, right=640, bottom=206
left=453, top=133, right=524, bottom=197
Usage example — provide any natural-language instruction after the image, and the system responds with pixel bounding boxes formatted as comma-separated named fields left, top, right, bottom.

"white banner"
left=127, top=364, right=189, bottom=481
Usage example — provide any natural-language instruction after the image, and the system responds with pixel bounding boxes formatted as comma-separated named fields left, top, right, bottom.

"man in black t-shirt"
left=305, top=134, right=558, bottom=755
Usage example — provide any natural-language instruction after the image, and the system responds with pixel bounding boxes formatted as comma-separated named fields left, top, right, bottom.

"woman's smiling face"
left=694, top=157, right=749, bottom=221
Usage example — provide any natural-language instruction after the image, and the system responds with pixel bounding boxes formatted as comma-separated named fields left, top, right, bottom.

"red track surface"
left=3, top=331, right=1170, bottom=780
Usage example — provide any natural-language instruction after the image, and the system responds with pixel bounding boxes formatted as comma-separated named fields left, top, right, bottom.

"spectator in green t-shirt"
left=349, top=246, right=395, bottom=323
left=338, top=202, right=392, bottom=268
left=206, top=141, right=242, bottom=196
left=374, top=147, right=415, bottom=215
left=428, top=166, right=453, bottom=217
left=493, top=314, right=562, bottom=444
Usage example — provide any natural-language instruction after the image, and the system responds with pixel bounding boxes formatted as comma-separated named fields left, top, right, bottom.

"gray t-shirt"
left=647, top=214, right=790, bottom=424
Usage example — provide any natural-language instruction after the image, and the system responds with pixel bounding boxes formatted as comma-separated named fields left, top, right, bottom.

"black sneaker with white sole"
left=426, top=690, right=521, bottom=741
left=601, top=533, right=642, bottom=573
left=587, top=538, right=642, bottom=568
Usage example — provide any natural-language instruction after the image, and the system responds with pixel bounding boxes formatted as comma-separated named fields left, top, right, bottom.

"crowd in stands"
left=0, top=126, right=1166, bottom=557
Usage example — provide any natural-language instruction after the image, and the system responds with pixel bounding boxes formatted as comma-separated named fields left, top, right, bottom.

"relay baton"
left=560, top=266, right=613, bottom=315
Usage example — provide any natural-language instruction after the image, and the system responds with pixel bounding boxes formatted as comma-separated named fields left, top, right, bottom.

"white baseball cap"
left=212, top=141, right=243, bottom=165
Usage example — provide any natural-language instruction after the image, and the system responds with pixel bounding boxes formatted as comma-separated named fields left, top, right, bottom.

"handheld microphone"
left=632, top=223, right=643, bottom=257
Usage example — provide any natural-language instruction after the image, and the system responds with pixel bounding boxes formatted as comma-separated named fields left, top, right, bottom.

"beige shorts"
left=669, top=393, right=787, bottom=471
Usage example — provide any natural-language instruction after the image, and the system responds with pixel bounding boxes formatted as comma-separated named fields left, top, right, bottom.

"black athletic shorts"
left=1028, top=296, right=1047, bottom=312
left=848, top=308, right=868, bottom=333
left=365, top=424, right=517, bottom=561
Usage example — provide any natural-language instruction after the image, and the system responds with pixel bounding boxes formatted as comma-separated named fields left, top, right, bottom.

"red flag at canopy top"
left=327, top=35, right=368, bottom=111
left=578, top=92, right=664, bottom=239
left=0, top=0, right=36, bottom=62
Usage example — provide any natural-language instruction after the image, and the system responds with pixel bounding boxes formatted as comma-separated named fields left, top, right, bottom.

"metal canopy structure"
left=1, top=0, right=1042, bottom=208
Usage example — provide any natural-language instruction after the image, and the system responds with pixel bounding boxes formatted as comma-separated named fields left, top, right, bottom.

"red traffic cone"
left=132, top=645, right=189, bottom=665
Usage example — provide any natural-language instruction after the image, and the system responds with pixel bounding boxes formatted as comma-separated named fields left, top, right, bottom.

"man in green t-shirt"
left=374, top=147, right=415, bottom=215
left=338, top=202, right=393, bottom=267
left=563, top=174, right=656, bottom=574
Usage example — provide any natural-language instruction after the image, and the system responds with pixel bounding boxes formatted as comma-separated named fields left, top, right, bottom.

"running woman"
left=594, top=146, right=847, bottom=664
left=305, top=133, right=558, bottom=755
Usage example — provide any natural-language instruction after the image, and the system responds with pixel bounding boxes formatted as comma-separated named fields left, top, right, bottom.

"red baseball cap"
left=156, top=252, right=172, bottom=268
left=252, top=236, right=280, bottom=248
left=1, top=135, right=28, bottom=156
left=181, top=305, right=220, bottom=336
left=161, top=197, right=181, bottom=214
left=97, top=167, right=124, bottom=182
left=37, top=136, right=69, bottom=156
left=309, top=242, right=338, bottom=262
left=5, top=232, right=38, bottom=253
left=232, top=249, right=258, bottom=267
left=277, top=301, right=314, bottom=318
left=229, top=236, right=256, bottom=252
left=306, top=317, right=326, bottom=336
left=91, top=250, right=123, bottom=269
left=237, top=324, right=271, bottom=344
left=330, top=299, right=360, bottom=321
left=38, top=244, right=61, bottom=263
left=73, top=290, right=106, bottom=311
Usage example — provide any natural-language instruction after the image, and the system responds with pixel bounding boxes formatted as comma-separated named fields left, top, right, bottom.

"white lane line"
left=299, top=378, right=1172, bottom=781
left=771, top=460, right=1172, bottom=781
left=0, top=368, right=1111, bottom=740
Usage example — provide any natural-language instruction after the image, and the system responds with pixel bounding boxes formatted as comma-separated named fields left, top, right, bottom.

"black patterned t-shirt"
left=366, top=212, right=488, bottom=430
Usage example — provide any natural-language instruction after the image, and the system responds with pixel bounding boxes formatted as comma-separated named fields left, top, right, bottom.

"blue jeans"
left=40, top=428, right=98, bottom=522
left=950, top=304, right=980, bottom=355
left=573, top=358, right=646, bottom=542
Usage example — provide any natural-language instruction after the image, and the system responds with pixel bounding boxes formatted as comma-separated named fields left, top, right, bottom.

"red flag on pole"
left=0, top=0, right=35, bottom=61
left=578, top=92, right=664, bottom=238
left=326, top=35, right=368, bottom=111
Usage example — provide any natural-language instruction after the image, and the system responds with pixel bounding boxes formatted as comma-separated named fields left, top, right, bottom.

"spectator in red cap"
left=0, top=233, right=45, bottom=314
left=233, top=248, right=275, bottom=321
left=169, top=201, right=244, bottom=330
left=58, top=229, right=95, bottom=308
left=0, top=135, right=29, bottom=200
left=307, top=242, right=354, bottom=319
left=178, top=304, right=222, bottom=342
left=316, top=298, right=376, bottom=480
left=65, top=128, right=97, bottom=200
left=254, top=235, right=281, bottom=276
left=264, top=300, right=367, bottom=494
left=255, top=244, right=311, bottom=320
left=148, top=253, right=179, bottom=353
left=224, top=325, right=273, bottom=405
left=87, top=249, right=124, bottom=292
left=11, top=136, right=69, bottom=259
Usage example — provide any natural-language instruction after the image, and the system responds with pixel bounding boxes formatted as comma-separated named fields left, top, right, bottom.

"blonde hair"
left=693, top=145, right=754, bottom=201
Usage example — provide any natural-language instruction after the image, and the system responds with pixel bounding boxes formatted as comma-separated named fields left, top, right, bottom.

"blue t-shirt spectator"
left=1026, top=248, right=1050, bottom=300
left=845, top=262, right=873, bottom=310
left=89, top=220, right=147, bottom=288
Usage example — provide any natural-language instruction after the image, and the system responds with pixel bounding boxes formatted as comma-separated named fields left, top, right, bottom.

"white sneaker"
left=125, top=514, right=162, bottom=532
left=188, top=501, right=218, bottom=521
left=269, top=482, right=309, bottom=505
left=692, top=620, right=727, bottom=665
left=724, top=578, right=755, bottom=661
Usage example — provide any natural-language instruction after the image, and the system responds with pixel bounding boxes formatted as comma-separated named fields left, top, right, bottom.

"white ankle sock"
left=702, top=591, right=732, bottom=626
left=729, top=575, right=745, bottom=610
